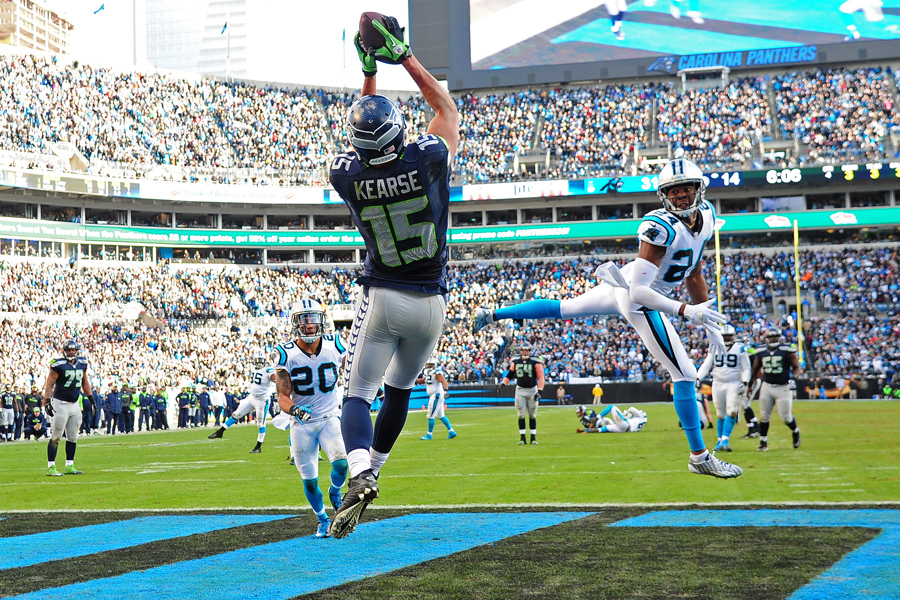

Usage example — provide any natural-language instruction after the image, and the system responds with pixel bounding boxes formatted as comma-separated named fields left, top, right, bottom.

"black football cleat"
left=208, top=428, right=224, bottom=439
left=329, top=469, right=378, bottom=539
left=792, top=429, right=801, bottom=449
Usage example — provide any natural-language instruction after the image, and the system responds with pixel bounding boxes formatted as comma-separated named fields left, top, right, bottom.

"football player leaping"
left=208, top=352, right=274, bottom=453
left=416, top=355, right=457, bottom=440
left=472, top=158, right=743, bottom=478
left=272, top=299, right=349, bottom=539
left=696, top=324, right=750, bottom=452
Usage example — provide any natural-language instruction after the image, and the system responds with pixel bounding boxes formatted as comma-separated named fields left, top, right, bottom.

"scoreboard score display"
left=632, top=163, right=898, bottom=193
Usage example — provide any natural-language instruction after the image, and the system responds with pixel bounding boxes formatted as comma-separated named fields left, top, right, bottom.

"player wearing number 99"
left=271, top=299, right=349, bottom=539
left=472, top=158, right=743, bottom=479
left=696, top=324, right=750, bottom=453
left=43, top=339, right=93, bottom=476
left=327, top=14, right=459, bottom=540
left=207, top=353, right=275, bottom=453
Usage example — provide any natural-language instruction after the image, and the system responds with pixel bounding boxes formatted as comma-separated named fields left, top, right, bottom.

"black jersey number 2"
left=360, top=196, right=437, bottom=267
left=662, top=249, right=694, bottom=283
left=290, top=363, right=339, bottom=396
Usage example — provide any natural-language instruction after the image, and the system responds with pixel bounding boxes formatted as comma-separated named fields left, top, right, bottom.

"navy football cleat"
left=330, top=470, right=379, bottom=539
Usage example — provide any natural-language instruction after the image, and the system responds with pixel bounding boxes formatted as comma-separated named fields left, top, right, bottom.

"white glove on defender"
left=705, top=323, right=726, bottom=354
left=682, top=300, right=727, bottom=330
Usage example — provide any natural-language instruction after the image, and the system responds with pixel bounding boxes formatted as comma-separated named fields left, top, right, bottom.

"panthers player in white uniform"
left=207, top=353, right=275, bottom=453
left=580, top=405, right=647, bottom=433
left=416, top=355, right=457, bottom=440
left=272, top=299, right=349, bottom=539
left=473, top=158, right=742, bottom=479
left=696, top=324, right=750, bottom=452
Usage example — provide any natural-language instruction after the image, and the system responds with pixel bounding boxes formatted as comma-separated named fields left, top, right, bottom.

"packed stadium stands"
left=2, top=243, right=897, bottom=389
left=3, top=54, right=900, bottom=184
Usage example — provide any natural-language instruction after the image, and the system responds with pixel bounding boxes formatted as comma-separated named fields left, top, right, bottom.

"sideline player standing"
left=43, top=340, right=92, bottom=476
left=417, top=355, right=457, bottom=440
left=696, top=324, right=750, bottom=452
left=748, top=328, right=802, bottom=451
left=497, top=343, right=544, bottom=445
left=272, top=299, right=349, bottom=539
left=208, top=352, right=274, bottom=453
left=472, top=158, right=743, bottom=478
left=327, top=14, right=459, bottom=539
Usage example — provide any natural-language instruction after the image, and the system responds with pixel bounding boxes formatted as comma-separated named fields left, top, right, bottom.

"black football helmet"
left=765, top=328, right=783, bottom=349
left=345, top=95, right=405, bottom=166
left=62, top=339, right=79, bottom=362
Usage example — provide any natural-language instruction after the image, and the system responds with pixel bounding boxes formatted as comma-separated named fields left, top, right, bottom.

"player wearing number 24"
left=472, top=158, right=743, bottom=480
left=327, top=14, right=460, bottom=539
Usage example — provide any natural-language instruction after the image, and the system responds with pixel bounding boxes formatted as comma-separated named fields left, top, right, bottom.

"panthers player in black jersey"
left=328, top=15, right=459, bottom=540
left=748, top=328, right=803, bottom=451
left=43, top=340, right=93, bottom=476
left=498, top=343, right=545, bottom=444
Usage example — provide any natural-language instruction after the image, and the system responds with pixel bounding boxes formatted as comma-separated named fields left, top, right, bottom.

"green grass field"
left=2, top=400, right=898, bottom=509
left=2, top=401, right=899, bottom=599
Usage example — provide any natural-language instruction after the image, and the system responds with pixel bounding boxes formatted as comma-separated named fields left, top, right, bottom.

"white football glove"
left=682, top=300, right=727, bottom=330
left=705, top=323, right=726, bottom=354
left=789, top=380, right=797, bottom=390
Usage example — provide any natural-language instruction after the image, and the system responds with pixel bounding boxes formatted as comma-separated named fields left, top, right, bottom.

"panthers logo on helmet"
left=656, top=158, right=707, bottom=218
left=290, top=299, right=327, bottom=344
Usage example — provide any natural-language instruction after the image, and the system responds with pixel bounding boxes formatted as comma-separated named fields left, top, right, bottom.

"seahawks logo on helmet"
left=345, top=95, right=406, bottom=166
left=62, top=339, right=80, bottom=362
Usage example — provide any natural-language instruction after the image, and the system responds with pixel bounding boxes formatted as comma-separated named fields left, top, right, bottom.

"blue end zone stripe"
left=14, top=512, right=592, bottom=600
left=611, top=509, right=900, bottom=600
left=0, top=515, right=291, bottom=571
left=644, top=216, right=675, bottom=245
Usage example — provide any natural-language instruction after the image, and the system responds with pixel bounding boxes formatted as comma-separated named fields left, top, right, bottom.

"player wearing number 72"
left=327, top=17, right=460, bottom=540
left=471, top=158, right=743, bottom=480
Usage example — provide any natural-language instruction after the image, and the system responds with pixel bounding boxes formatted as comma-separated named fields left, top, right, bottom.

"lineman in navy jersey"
left=472, top=158, right=743, bottom=479
left=43, top=340, right=93, bottom=476
left=272, top=299, right=349, bottom=539
left=327, top=16, right=460, bottom=540
left=498, top=343, right=545, bottom=445
left=748, top=328, right=803, bottom=451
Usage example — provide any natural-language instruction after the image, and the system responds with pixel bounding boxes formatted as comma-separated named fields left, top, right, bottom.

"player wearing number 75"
left=327, top=14, right=459, bottom=539
left=471, top=158, right=744, bottom=480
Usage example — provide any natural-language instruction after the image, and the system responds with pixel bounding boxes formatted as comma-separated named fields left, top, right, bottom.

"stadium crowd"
left=3, top=54, right=900, bottom=184
left=1, top=245, right=897, bottom=390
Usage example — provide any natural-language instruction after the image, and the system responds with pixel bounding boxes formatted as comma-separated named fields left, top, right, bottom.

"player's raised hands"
left=371, top=17, right=411, bottom=64
left=354, top=33, right=377, bottom=77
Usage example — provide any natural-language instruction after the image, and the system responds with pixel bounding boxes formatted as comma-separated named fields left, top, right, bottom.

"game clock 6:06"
left=765, top=168, right=803, bottom=184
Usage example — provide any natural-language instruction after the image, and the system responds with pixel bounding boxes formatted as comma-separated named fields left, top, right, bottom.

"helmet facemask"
left=63, top=340, right=79, bottom=362
left=656, top=158, right=707, bottom=219
left=291, top=310, right=325, bottom=344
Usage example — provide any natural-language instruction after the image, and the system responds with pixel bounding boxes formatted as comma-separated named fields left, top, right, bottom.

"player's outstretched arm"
left=403, top=56, right=459, bottom=158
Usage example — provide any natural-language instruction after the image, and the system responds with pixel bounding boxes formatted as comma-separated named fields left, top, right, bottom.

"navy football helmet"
left=62, top=339, right=79, bottom=362
left=345, top=95, right=405, bottom=166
